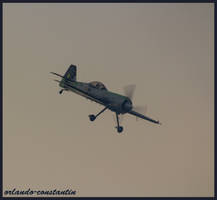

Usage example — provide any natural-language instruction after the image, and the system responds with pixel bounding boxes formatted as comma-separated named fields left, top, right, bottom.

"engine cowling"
left=121, top=99, right=133, bottom=113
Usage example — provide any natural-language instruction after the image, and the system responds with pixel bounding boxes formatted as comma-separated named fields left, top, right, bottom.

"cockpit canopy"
left=89, top=81, right=107, bottom=90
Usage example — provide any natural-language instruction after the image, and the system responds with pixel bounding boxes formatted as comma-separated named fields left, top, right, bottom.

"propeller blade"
left=123, top=84, right=136, bottom=100
left=133, top=105, right=147, bottom=114
left=112, top=114, right=116, bottom=124
left=119, top=114, right=124, bottom=124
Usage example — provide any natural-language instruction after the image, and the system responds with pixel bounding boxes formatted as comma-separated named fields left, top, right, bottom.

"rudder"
left=63, top=64, right=77, bottom=81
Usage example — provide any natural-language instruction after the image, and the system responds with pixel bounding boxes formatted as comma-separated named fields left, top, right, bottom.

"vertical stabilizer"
left=63, top=64, right=77, bottom=82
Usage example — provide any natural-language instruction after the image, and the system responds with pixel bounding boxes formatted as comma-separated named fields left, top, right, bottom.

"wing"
left=128, top=110, right=161, bottom=125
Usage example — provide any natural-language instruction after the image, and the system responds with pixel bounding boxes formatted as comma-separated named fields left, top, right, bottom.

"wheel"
left=117, top=126, right=123, bottom=133
left=59, top=90, right=63, bottom=94
left=89, top=115, right=96, bottom=121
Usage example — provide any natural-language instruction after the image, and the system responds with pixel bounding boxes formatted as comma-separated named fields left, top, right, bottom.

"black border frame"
left=0, top=0, right=215, bottom=199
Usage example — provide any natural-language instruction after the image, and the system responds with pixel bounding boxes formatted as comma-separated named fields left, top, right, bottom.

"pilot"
left=96, top=83, right=100, bottom=88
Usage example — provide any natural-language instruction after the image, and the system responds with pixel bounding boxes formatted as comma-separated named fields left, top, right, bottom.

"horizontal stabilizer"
left=50, top=72, right=64, bottom=79
left=50, top=72, right=75, bottom=84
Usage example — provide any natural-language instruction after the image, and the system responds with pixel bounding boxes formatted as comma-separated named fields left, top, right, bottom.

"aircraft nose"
left=123, top=101, right=133, bottom=111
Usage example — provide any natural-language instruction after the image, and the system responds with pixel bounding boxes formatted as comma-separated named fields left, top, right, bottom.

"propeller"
left=122, top=84, right=148, bottom=121
left=134, top=105, right=147, bottom=113
left=123, top=84, right=136, bottom=100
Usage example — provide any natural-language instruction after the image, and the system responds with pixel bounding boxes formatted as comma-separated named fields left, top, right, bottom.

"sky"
left=3, top=3, right=214, bottom=197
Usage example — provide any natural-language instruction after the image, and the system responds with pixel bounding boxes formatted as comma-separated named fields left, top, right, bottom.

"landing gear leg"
left=115, top=112, right=123, bottom=133
left=89, top=106, right=109, bottom=122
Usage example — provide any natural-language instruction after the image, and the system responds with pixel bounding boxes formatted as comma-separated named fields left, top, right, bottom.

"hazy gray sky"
left=3, top=3, right=214, bottom=197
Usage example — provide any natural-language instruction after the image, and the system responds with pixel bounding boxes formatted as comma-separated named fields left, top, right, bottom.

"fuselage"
left=59, top=80, right=133, bottom=114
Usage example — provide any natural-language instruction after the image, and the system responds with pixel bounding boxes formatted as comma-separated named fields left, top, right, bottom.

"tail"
left=63, top=64, right=77, bottom=82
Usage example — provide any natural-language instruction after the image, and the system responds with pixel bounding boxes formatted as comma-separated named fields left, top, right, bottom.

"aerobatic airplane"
left=51, top=65, right=161, bottom=133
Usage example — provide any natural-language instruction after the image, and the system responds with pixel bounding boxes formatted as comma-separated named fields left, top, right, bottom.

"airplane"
left=50, top=64, right=161, bottom=133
